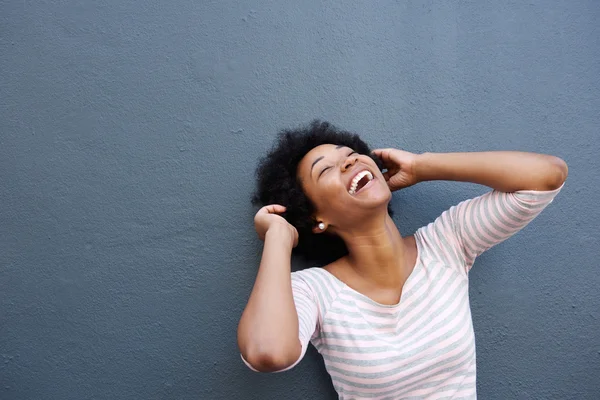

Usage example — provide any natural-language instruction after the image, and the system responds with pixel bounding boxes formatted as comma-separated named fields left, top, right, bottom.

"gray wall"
left=1, top=1, right=598, bottom=399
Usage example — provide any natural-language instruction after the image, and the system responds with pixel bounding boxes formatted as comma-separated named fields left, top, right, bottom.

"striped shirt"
left=243, top=186, right=562, bottom=399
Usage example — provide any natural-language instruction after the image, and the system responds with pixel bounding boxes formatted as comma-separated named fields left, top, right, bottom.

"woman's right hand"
left=254, top=205, right=299, bottom=248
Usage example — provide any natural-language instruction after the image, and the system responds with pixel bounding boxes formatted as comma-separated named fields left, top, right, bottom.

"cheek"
left=308, top=178, right=348, bottom=210
left=323, top=176, right=349, bottom=197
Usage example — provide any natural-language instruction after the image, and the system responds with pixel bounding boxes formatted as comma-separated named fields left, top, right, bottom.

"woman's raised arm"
left=237, top=206, right=303, bottom=372
left=415, top=151, right=567, bottom=192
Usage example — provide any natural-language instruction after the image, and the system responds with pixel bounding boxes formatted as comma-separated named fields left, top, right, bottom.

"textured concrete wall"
left=1, top=1, right=599, bottom=399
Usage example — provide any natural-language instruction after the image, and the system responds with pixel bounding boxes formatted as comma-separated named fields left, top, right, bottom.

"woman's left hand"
left=372, top=148, right=420, bottom=191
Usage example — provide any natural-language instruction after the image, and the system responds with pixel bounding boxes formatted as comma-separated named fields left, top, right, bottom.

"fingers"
left=258, top=204, right=286, bottom=215
left=372, top=148, right=396, bottom=165
left=372, top=148, right=394, bottom=157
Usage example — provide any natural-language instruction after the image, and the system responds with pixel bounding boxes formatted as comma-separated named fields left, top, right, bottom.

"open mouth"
left=348, top=170, right=374, bottom=195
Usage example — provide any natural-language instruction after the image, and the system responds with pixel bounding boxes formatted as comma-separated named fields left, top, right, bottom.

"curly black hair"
left=253, top=120, right=393, bottom=266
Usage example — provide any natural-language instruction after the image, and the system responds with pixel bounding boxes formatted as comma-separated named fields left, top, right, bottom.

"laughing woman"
left=237, top=121, right=567, bottom=399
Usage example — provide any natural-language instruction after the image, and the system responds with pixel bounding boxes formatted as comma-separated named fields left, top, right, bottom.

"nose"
left=341, top=155, right=358, bottom=172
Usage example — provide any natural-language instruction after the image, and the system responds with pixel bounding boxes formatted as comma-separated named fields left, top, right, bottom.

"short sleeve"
left=241, top=273, right=319, bottom=372
left=285, top=274, right=320, bottom=369
left=416, top=184, right=564, bottom=274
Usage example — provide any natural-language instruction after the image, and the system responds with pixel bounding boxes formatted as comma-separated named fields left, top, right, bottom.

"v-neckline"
left=319, top=234, right=423, bottom=309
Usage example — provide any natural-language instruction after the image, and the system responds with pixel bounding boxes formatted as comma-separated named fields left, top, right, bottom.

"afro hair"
left=253, top=120, right=393, bottom=266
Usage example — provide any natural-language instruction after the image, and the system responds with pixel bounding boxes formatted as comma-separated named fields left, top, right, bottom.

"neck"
left=337, top=213, right=411, bottom=288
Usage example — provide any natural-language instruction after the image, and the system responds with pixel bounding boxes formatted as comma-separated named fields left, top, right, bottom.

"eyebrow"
left=310, top=146, right=348, bottom=176
left=310, top=156, right=324, bottom=173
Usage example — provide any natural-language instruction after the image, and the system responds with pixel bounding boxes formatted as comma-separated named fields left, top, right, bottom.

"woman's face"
left=297, top=144, right=392, bottom=231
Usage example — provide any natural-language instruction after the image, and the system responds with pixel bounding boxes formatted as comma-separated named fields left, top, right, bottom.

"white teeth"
left=348, top=170, right=373, bottom=195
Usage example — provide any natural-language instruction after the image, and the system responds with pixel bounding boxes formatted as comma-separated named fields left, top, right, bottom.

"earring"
left=318, top=222, right=325, bottom=230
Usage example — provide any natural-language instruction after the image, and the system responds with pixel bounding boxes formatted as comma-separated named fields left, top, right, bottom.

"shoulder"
left=292, top=267, right=343, bottom=290
left=291, top=267, right=345, bottom=307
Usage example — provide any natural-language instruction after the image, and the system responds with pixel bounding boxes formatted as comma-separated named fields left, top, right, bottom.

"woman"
left=237, top=120, right=567, bottom=399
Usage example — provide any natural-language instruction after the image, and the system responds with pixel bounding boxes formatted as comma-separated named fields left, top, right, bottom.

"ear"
left=312, top=220, right=327, bottom=234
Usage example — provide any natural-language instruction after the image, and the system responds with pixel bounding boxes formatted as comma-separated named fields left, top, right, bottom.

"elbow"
left=240, top=345, right=299, bottom=373
left=546, top=156, right=568, bottom=190
left=237, top=326, right=301, bottom=372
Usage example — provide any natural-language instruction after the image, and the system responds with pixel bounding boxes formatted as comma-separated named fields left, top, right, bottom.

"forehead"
left=298, top=144, right=345, bottom=171
left=305, top=144, right=342, bottom=159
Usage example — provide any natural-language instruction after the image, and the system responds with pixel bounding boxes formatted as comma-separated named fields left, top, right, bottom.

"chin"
left=362, top=194, right=392, bottom=211
left=339, top=190, right=391, bottom=219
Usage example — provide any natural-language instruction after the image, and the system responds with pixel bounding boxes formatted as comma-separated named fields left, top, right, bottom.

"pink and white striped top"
left=244, top=186, right=562, bottom=399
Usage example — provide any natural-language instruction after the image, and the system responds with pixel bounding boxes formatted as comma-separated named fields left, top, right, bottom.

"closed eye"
left=318, top=166, right=331, bottom=178
left=318, top=151, right=357, bottom=178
